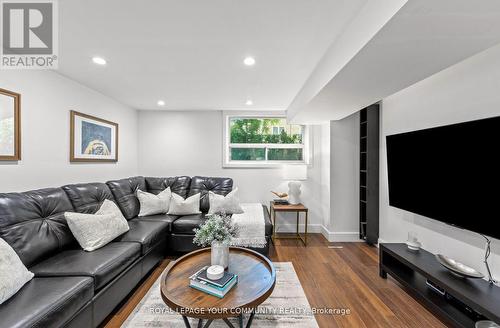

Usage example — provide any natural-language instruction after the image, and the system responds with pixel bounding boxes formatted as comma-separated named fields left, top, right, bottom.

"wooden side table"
left=270, top=201, right=308, bottom=246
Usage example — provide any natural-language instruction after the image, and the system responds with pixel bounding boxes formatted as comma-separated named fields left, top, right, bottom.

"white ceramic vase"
left=211, top=241, right=229, bottom=269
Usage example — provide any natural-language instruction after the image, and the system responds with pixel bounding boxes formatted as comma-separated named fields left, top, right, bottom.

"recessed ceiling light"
left=245, top=100, right=253, bottom=106
left=157, top=100, right=165, bottom=106
left=243, top=57, right=256, bottom=66
left=92, top=57, right=107, bottom=65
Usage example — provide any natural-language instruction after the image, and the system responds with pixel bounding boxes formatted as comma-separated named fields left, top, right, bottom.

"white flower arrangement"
left=193, top=213, right=239, bottom=247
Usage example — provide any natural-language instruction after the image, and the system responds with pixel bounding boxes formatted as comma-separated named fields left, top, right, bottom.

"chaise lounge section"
left=0, top=176, right=272, bottom=328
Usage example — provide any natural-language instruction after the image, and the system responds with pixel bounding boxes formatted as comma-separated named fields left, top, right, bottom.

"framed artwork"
left=70, top=110, right=118, bottom=162
left=0, top=88, right=21, bottom=161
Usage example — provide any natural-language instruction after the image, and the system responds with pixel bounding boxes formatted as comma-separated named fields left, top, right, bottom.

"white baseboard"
left=274, top=223, right=323, bottom=234
left=320, top=226, right=363, bottom=242
left=274, top=223, right=363, bottom=242
left=377, top=238, right=388, bottom=245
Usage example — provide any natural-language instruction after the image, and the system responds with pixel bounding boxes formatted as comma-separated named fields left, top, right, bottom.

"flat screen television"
left=386, top=116, right=500, bottom=240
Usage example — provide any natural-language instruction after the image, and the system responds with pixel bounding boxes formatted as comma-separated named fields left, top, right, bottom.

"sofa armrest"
left=262, top=205, right=273, bottom=236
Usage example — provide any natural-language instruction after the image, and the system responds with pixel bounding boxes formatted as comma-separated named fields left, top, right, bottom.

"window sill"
left=223, top=161, right=307, bottom=169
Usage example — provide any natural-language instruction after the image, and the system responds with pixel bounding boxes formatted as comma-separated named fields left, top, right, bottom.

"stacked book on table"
left=189, top=266, right=238, bottom=298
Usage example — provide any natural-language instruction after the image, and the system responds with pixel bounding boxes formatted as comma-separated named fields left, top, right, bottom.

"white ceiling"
left=288, top=0, right=500, bottom=123
left=57, top=0, right=368, bottom=111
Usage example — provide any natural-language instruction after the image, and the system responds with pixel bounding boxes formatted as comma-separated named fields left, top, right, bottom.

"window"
left=223, top=115, right=308, bottom=167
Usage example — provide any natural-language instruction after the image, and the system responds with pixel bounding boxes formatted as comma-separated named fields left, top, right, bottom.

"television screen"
left=386, top=116, right=500, bottom=239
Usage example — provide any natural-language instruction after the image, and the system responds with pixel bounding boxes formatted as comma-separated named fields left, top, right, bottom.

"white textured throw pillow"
left=137, top=187, right=171, bottom=216
left=65, top=200, right=129, bottom=252
left=96, top=199, right=125, bottom=217
left=0, top=238, right=34, bottom=305
left=167, top=193, right=201, bottom=215
left=208, top=188, right=244, bottom=214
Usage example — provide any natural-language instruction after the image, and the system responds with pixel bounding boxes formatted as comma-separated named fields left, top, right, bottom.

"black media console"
left=379, top=243, right=500, bottom=327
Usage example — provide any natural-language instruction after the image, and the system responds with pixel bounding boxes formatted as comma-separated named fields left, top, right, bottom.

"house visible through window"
left=225, top=116, right=307, bottom=166
left=272, top=126, right=284, bottom=135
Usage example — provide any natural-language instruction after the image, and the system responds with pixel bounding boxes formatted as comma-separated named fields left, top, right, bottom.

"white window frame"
left=222, top=111, right=311, bottom=168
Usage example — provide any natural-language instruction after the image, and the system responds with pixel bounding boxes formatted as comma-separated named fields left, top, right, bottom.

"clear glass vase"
left=211, top=241, right=229, bottom=269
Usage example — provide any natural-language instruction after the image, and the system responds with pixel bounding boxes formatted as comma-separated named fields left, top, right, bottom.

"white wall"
left=137, top=110, right=328, bottom=233
left=0, top=71, right=363, bottom=242
left=328, top=112, right=360, bottom=241
left=380, top=43, right=500, bottom=278
left=319, top=122, right=331, bottom=235
left=0, top=71, right=139, bottom=191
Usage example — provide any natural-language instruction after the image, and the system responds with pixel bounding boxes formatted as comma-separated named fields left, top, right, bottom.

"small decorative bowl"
left=476, top=320, right=500, bottom=328
left=435, top=254, right=484, bottom=279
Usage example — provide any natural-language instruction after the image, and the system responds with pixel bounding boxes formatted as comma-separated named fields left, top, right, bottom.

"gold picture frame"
left=70, top=110, right=118, bottom=162
left=0, top=88, right=21, bottom=161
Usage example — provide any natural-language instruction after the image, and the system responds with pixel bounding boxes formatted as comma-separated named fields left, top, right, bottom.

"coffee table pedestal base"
left=181, top=310, right=256, bottom=328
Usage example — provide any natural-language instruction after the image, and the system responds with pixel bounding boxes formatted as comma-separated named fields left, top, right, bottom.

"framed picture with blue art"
left=70, top=110, right=118, bottom=162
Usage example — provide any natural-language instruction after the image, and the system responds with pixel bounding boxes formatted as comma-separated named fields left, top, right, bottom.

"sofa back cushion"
left=0, top=188, right=76, bottom=267
left=63, top=182, right=115, bottom=214
left=145, top=176, right=191, bottom=198
left=188, top=176, right=233, bottom=212
left=106, top=176, right=146, bottom=220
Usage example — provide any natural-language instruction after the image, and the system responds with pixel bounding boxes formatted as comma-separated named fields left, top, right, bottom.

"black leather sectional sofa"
left=0, top=176, right=272, bottom=328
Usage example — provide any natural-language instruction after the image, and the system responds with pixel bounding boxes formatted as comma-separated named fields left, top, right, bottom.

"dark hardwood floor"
left=103, top=234, right=447, bottom=328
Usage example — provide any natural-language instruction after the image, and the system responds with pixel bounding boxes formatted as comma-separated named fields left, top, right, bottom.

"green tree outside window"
left=229, top=118, right=304, bottom=161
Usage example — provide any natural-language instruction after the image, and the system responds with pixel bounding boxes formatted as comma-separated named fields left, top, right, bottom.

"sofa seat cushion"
left=115, top=219, right=169, bottom=255
left=139, top=213, right=179, bottom=226
left=30, top=242, right=140, bottom=290
left=0, top=276, right=93, bottom=328
left=171, top=213, right=207, bottom=234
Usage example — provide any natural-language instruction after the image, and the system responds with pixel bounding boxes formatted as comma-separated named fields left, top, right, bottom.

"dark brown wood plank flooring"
left=103, top=234, right=447, bottom=328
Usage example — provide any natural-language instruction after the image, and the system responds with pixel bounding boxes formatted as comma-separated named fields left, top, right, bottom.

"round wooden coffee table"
left=161, top=247, right=276, bottom=328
